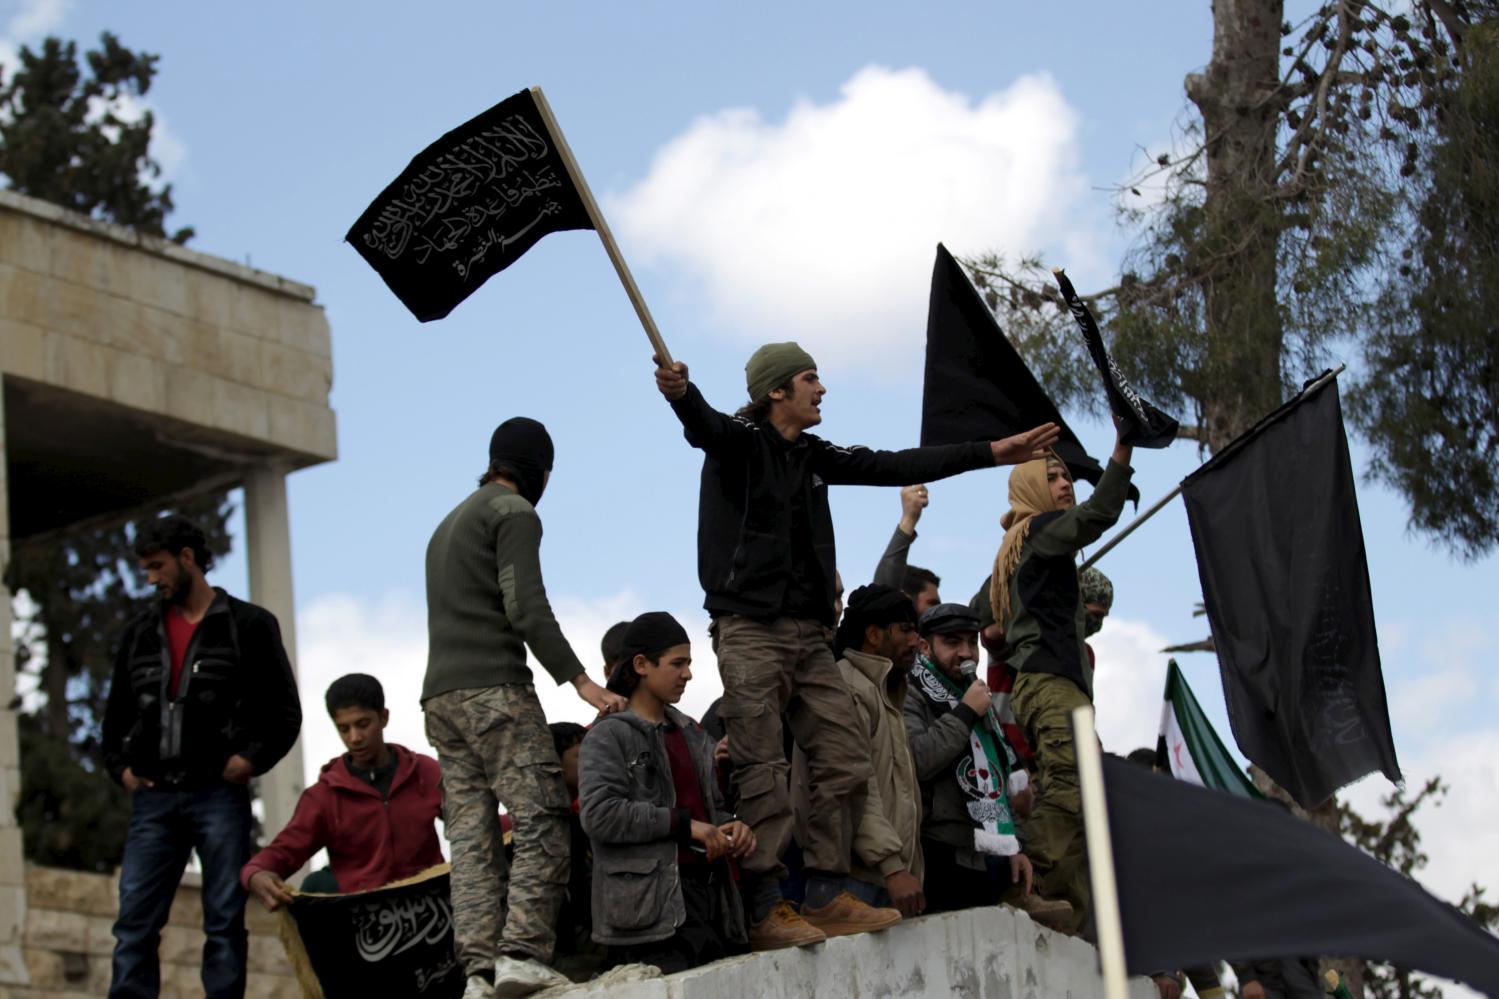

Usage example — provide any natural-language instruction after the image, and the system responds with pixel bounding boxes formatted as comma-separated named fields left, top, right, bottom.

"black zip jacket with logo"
left=101, top=588, right=302, bottom=788
left=668, top=382, right=994, bottom=625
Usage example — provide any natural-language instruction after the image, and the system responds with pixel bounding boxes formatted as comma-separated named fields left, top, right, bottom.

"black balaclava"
left=606, top=611, right=691, bottom=696
left=488, top=417, right=554, bottom=505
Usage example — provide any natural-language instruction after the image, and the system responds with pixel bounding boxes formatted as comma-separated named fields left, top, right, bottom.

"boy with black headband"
left=422, top=417, right=626, bottom=999
left=653, top=345, right=1059, bottom=949
left=579, top=612, right=754, bottom=973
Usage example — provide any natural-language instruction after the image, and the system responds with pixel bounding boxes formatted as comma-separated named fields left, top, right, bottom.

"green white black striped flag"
left=1156, top=660, right=1261, bottom=799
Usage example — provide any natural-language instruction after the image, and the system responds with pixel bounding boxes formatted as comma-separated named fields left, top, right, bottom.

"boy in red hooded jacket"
left=241, top=674, right=445, bottom=906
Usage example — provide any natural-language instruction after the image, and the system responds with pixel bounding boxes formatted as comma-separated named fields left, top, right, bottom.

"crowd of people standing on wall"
left=96, top=340, right=1306, bottom=999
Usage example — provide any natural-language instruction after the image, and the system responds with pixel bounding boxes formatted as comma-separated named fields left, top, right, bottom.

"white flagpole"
left=529, top=86, right=673, bottom=367
left=1072, top=704, right=1130, bottom=999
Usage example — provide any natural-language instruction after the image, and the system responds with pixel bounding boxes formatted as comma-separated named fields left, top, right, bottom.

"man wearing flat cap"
left=653, top=345, right=1060, bottom=950
left=421, top=418, right=626, bottom=998
left=903, top=602, right=1070, bottom=926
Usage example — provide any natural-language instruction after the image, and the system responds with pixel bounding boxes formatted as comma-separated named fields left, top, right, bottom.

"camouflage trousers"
left=1010, top=671, right=1091, bottom=934
left=424, top=685, right=571, bottom=973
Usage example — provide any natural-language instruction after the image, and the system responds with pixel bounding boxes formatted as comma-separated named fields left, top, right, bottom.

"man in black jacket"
left=654, top=343, right=1057, bottom=951
left=101, top=515, right=301, bottom=999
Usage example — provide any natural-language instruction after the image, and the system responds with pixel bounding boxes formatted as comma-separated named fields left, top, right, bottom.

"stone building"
left=0, top=188, right=337, bottom=995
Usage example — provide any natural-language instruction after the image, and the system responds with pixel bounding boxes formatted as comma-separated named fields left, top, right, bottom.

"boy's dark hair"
left=549, top=722, right=587, bottom=758
left=601, top=621, right=630, bottom=678
left=1126, top=746, right=1159, bottom=770
left=133, top=514, right=215, bottom=572
left=325, top=673, right=385, bottom=716
left=900, top=565, right=941, bottom=599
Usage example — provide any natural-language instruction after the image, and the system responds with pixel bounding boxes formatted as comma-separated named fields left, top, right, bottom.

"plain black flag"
left=1181, top=374, right=1400, bottom=809
left=1101, top=756, right=1499, bottom=995
left=1052, top=268, right=1179, bottom=448
left=920, top=244, right=1135, bottom=500
left=347, top=88, right=595, bottom=322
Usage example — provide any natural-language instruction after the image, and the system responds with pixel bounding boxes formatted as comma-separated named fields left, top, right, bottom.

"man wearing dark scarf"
left=654, top=345, right=1060, bottom=951
left=421, top=418, right=625, bottom=999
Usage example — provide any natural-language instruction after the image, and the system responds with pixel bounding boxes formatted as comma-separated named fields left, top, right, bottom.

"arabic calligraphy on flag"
left=278, top=865, right=464, bottom=999
left=346, top=88, right=595, bottom=322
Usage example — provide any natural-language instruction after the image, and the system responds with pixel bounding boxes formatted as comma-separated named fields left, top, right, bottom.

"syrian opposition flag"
left=1156, top=660, right=1260, bottom=800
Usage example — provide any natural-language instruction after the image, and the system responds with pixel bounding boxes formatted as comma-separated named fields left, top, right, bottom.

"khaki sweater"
left=420, top=483, right=584, bottom=700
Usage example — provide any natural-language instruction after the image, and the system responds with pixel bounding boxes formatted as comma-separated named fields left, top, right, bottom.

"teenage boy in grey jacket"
left=578, top=613, right=753, bottom=973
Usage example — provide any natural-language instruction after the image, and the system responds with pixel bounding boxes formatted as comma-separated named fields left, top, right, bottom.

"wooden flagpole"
left=529, top=86, right=673, bottom=366
left=1080, top=363, right=1348, bottom=570
left=1072, top=704, right=1130, bottom=999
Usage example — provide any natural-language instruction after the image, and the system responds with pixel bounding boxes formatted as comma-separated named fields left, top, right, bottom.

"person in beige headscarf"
left=989, top=421, right=1135, bottom=933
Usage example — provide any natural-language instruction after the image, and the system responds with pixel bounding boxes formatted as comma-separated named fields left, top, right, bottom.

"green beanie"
left=745, top=342, right=816, bottom=403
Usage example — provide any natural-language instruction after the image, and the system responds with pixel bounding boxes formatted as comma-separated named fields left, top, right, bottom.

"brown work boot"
left=800, top=891, right=902, bottom=938
left=1012, top=892, right=1073, bottom=930
left=748, top=901, right=827, bottom=951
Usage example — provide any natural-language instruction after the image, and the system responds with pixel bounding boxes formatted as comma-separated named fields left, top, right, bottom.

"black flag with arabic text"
left=1101, top=756, right=1499, bottom=995
left=279, top=865, right=463, bottom=999
left=921, top=244, right=1137, bottom=502
left=1052, top=268, right=1179, bottom=448
left=346, top=88, right=594, bottom=322
left=1181, top=374, right=1400, bottom=809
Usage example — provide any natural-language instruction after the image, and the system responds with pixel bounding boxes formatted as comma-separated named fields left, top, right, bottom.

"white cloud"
left=609, top=65, right=1099, bottom=368
left=5, top=0, right=69, bottom=39
left=1088, top=615, right=1176, bottom=755
left=1392, top=664, right=1479, bottom=731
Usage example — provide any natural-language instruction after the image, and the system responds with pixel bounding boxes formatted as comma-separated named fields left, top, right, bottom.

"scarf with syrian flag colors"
left=911, top=656, right=1018, bottom=855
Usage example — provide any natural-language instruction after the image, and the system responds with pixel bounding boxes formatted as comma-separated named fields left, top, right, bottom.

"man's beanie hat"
left=918, top=601, right=982, bottom=638
left=745, top=342, right=816, bottom=402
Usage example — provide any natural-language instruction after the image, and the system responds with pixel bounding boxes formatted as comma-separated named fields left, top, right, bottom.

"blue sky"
left=7, top=0, right=1498, bottom=933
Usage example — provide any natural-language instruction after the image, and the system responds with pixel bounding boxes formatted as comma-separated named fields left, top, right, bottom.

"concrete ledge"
left=560, top=904, right=1156, bottom=999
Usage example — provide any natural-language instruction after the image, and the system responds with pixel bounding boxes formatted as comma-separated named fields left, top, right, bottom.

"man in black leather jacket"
left=101, top=515, right=300, bottom=999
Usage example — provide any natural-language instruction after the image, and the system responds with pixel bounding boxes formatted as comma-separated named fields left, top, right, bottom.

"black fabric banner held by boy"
left=346, top=88, right=594, bottom=322
left=279, top=866, right=464, bottom=999
left=1181, top=374, right=1400, bottom=809
left=1051, top=268, right=1179, bottom=448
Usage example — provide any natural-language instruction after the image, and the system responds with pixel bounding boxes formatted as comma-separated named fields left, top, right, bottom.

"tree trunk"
left=1186, top=0, right=1288, bottom=453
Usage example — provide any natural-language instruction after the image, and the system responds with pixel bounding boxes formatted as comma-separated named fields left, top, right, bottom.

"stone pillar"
left=0, top=378, right=31, bottom=986
left=242, top=465, right=306, bottom=845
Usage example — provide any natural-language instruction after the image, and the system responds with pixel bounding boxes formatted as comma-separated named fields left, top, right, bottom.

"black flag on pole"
left=920, top=244, right=1136, bottom=500
left=1181, top=373, right=1400, bottom=808
left=1052, top=268, right=1179, bottom=448
left=346, top=88, right=595, bottom=322
left=1101, top=756, right=1499, bottom=994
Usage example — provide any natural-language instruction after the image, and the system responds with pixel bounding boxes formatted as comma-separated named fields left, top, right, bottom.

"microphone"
left=958, top=659, right=979, bottom=683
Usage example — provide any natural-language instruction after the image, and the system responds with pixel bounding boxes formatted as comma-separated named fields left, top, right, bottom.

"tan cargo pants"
left=713, top=615, right=870, bottom=879
left=424, top=685, right=571, bottom=973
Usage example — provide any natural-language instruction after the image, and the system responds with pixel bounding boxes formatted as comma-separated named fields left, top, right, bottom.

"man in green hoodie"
left=421, top=417, right=625, bottom=999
